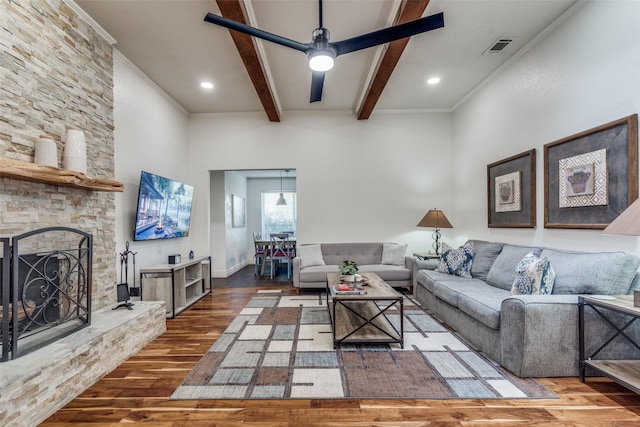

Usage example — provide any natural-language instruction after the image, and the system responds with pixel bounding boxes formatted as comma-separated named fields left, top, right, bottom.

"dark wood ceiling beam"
left=216, top=0, right=280, bottom=122
left=357, top=0, right=431, bottom=120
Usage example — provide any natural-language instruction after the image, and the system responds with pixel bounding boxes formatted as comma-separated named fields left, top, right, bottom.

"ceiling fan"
left=204, top=0, right=444, bottom=103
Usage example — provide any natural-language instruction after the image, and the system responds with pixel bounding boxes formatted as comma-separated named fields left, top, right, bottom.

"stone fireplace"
left=0, top=2, right=166, bottom=425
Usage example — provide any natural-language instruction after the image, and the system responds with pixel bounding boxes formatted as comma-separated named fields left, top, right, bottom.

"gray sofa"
left=293, top=242, right=412, bottom=292
left=413, top=239, right=640, bottom=378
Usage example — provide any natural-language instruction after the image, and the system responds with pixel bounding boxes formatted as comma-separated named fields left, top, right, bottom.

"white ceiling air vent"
left=483, top=38, right=514, bottom=55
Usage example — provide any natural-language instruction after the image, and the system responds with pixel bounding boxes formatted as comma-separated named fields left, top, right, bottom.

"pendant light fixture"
left=276, top=169, right=287, bottom=206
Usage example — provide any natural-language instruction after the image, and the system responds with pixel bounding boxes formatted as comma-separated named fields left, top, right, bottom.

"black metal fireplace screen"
left=1, top=227, right=92, bottom=362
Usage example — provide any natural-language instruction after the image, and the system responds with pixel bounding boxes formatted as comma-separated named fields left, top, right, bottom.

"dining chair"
left=253, top=232, right=266, bottom=276
left=265, top=233, right=294, bottom=279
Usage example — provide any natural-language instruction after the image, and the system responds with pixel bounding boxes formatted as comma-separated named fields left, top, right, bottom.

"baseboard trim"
left=212, top=260, right=252, bottom=278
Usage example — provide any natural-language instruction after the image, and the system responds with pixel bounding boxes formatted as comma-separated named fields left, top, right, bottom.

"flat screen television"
left=133, top=171, right=194, bottom=241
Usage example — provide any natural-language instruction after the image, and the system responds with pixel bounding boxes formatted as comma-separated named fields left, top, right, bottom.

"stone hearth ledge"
left=0, top=301, right=166, bottom=426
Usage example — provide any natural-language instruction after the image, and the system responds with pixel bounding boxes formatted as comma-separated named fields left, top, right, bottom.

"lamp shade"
left=602, top=199, right=640, bottom=236
left=417, top=209, right=453, bottom=229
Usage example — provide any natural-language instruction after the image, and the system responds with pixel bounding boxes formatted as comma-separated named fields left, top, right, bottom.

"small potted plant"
left=338, top=260, right=358, bottom=282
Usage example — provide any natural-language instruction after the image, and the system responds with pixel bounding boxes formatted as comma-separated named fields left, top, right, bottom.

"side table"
left=579, top=295, right=640, bottom=393
left=413, top=252, right=440, bottom=261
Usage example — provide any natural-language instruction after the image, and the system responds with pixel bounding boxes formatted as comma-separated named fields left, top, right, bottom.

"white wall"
left=209, top=170, right=226, bottom=275
left=189, top=111, right=453, bottom=265
left=113, top=52, right=193, bottom=273
left=223, top=171, right=249, bottom=274
left=208, top=171, right=251, bottom=276
left=451, top=1, right=640, bottom=253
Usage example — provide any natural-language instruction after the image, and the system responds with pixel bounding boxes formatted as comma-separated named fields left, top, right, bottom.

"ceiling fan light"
left=308, top=50, right=335, bottom=72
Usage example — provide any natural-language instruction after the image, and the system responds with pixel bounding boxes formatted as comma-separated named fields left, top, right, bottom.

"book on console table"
left=334, top=284, right=367, bottom=295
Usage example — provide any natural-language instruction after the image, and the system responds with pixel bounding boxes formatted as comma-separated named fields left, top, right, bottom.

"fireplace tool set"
left=114, top=241, right=138, bottom=310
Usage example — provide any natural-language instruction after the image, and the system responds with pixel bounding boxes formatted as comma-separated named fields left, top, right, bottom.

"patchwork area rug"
left=171, top=290, right=555, bottom=400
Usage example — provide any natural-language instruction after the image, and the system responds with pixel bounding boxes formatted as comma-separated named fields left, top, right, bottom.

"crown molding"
left=63, top=0, right=117, bottom=45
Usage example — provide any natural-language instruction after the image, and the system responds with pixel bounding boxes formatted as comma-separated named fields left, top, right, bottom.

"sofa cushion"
left=381, top=243, right=407, bottom=266
left=297, top=244, right=326, bottom=269
left=299, top=265, right=411, bottom=284
left=540, top=249, right=640, bottom=295
left=321, top=243, right=382, bottom=266
left=415, top=269, right=462, bottom=293
left=299, top=265, right=339, bottom=283
left=436, top=242, right=474, bottom=278
left=468, top=240, right=504, bottom=281
left=457, top=289, right=508, bottom=330
left=432, top=278, right=487, bottom=307
left=511, top=252, right=555, bottom=295
left=486, top=245, right=540, bottom=290
left=360, top=264, right=411, bottom=282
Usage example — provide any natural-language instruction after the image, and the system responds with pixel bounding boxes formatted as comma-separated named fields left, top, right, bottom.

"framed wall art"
left=487, top=149, right=536, bottom=228
left=232, top=195, right=246, bottom=228
left=544, top=114, right=638, bottom=229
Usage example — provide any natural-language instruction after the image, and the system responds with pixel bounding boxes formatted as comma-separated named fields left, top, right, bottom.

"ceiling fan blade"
left=332, top=12, right=444, bottom=56
left=310, top=71, right=325, bottom=103
left=204, top=13, right=310, bottom=53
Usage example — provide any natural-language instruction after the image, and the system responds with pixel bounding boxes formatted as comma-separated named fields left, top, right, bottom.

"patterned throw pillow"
left=511, top=251, right=556, bottom=295
left=435, top=242, right=474, bottom=278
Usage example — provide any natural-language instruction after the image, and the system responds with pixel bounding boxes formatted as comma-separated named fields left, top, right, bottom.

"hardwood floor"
left=41, top=267, right=640, bottom=426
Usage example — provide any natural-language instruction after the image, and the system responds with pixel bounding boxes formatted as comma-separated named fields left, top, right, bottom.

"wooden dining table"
left=254, top=237, right=297, bottom=246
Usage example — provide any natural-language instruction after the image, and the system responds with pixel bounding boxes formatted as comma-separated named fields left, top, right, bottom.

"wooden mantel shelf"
left=0, top=157, right=124, bottom=192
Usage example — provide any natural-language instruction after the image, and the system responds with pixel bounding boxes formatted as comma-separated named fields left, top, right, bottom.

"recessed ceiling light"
left=200, top=81, right=214, bottom=89
left=427, top=77, right=441, bottom=85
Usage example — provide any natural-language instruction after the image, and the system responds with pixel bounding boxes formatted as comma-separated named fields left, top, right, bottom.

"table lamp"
left=602, top=199, right=640, bottom=236
left=417, top=209, right=453, bottom=255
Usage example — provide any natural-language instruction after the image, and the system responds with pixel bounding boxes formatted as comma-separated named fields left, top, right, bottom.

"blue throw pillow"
left=436, top=242, right=474, bottom=278
left=511, top=251, right=556, bottom=295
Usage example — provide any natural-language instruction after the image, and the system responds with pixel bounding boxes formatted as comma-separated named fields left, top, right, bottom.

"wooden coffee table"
left=326, top=272, right=404, bottom=348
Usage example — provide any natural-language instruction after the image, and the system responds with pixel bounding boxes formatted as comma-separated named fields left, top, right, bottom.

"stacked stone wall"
left=0, top=0, right=116, bottom=310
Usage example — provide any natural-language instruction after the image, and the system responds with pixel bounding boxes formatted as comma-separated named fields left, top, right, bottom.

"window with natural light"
left=262, top=192, right=297, bottom=237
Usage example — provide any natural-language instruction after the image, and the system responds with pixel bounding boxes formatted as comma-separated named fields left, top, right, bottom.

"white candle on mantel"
left=34, top=136, right=58, bottom=167
left=63, top=129, right=87, bottom=174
